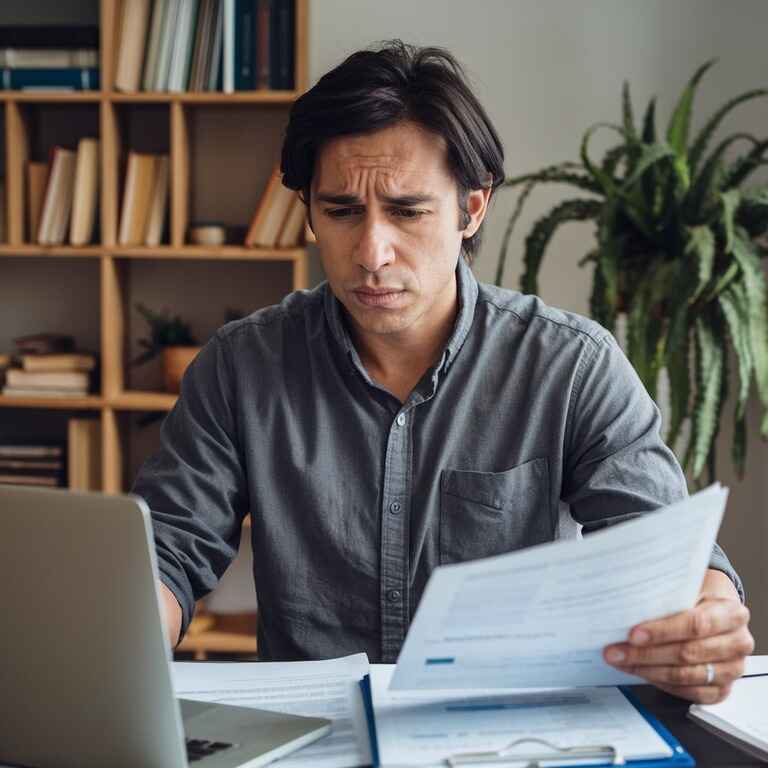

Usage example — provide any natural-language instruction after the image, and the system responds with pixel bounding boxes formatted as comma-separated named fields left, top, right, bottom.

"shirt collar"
left=323, top=256, right=479, bottom=374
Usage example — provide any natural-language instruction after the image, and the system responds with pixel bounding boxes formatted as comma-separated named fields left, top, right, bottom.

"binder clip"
left=446, top=736, right=625, bottom=766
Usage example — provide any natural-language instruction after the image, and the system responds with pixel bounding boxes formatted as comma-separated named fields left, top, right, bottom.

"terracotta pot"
left=162, top=346, right=202, bottom=393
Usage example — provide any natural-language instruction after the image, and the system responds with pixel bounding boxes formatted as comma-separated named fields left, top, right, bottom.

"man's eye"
left=326, top=207, right=362, bottom=218
left=392, top=208, right=425, bottom=219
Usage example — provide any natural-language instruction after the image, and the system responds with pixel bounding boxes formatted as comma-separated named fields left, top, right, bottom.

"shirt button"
left=387, top=589, right=402, bottom=602
left=389, top=501, right=401, bottom=514
left=396, top=413, right=406, bottom=426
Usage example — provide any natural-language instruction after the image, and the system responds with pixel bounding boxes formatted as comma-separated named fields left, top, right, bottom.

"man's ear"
left=462, top=186, right=492, bottom=239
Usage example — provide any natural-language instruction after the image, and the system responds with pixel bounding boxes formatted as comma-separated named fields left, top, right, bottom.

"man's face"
left=310, top=120, right=484, bottom=342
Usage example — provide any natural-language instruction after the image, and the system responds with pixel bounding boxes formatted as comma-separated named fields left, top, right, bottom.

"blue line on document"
left=425, top=657, right=455, bottom=665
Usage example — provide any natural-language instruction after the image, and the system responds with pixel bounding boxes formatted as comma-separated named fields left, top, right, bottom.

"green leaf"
left=580, top=122, right=624, bottom=195
left=501, top=162, right=600, bottom=194
left=691, top=315, right=724, bottom=478
left=731, top=230, right=768, bottom=436
left=665, top=303, right=691, bottom=453
left=720, top=189, right=741, bottom=253
left=718, top=283, right=753, bottom=476
left=688, top=89, right=768, bottom=175
left=622, top=81, right=637, bottom=140
left=641, top=97, right=657, bottom=144
left=685, top=134, right=755, bottom=222
left=666, top=59, right=717, bottom=160
left=620, top=142, right=675, bottom=192
left=685, top=226, right=716, bottom=304
left=721, top=138, right=768, bottom=189
left=591, top=234, right=624, bottom=333
left=519, top=199, right=603, bottom=295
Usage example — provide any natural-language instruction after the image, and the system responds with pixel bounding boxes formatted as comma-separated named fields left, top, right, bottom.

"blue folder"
left=358, top=675, right=694, bottom=767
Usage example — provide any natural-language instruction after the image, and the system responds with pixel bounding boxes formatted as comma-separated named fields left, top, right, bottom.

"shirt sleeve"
left=131, top=331, right=249, bottom=636
left=561, top=332, right=745, bottom=602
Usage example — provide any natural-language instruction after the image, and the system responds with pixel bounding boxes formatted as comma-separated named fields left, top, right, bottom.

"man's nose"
left=354, top=214, right=395, bottom=273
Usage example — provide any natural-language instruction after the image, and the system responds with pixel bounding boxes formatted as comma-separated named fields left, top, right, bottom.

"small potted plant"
left=132, top=302, right=200, bottom=393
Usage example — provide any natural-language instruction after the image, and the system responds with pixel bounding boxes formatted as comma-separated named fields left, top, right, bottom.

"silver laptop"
left=0, top=485, right=331, bottom=768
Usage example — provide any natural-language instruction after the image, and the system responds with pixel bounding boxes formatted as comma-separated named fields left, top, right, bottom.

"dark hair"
left=281, top=40, right=505, bottom=263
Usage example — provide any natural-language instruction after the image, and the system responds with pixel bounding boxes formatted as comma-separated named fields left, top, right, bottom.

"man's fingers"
left=629, top=599, right=750, bottom=646
left=605, top=625, right=754, bottom=667
left=617, top=659, right=744, bottom=689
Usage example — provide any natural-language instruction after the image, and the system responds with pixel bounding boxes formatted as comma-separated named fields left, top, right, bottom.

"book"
left=14, top=333, right=75, bottom=355
left=27, top=161, right=49, bottom=242
left=20, top=353, right=96, bottom=372
left=235, top=0, right=255, bottom=90
left=114, top=0, right=151, bottom=92
left=188, top=0, right=213, bottom=91
left=256, top=0, right=271, bottom=89
left=207, top=0, right=224, bottom=90
left=69, top=138, right=100, bottom=245
left=68, top=418, right=101, bottom=491
left=0, top=48, right=98, bottom=68
left=0, top=27, right=99, bottom=49
left=269, top=0, right=294, bottom=90
left=223, top=0, right=235, bottom=92
left=168, top=0, right=200, bottom=92
left=1, top=67, right=100, bottom=90
left=2, top=386, right=89, bottom=398
left=119, top=152, right=158, bottom=246
left=6, top=369, right=90, bottom=390
left=155, top=0, right=181, bottom=90
left=0, top=459, right=63, bottom=471
left=0, top=179, right=4, bottom=243
left=142, top=0, right=168, bottom=91
left=37, top=147, right=77, bottom=245
left=145, top=155, right=170, bottom=246
left=0, top=474, right=61, bottom=487
left=276, top=194, right=305, bottom=247
left=245, top=164, right=296, bottom=247
left=0, top=445, right=63, bottom=458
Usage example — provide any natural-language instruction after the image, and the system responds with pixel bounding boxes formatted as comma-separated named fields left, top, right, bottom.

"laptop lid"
left=0, top=485, right=189, bottom=768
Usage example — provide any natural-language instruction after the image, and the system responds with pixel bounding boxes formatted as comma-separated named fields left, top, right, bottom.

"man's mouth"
left=351, top=287, right=406, bottom=307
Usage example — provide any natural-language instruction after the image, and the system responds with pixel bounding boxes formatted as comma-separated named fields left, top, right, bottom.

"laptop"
left=0, top=485, right=331, bottom=768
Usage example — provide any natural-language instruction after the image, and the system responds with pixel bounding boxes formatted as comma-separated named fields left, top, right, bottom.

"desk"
left=631, top=685, right=765, bottom=766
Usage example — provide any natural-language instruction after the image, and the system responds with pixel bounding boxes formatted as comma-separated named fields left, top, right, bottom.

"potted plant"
left=495, top=60, right=768, bottom=482
left=132, top=302, right=200, bottom=393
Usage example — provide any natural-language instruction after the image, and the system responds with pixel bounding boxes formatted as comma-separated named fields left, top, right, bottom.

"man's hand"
left=603, top=570, right=754, bottom=704
left=159, top=581, right=183, bottom=649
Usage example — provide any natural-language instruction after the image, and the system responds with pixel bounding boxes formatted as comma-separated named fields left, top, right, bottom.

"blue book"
left=234, top=0, right=256, bottom=90
left=268, top=0, right=294, bottom=90
left=1, top=67, right=100, bottom=91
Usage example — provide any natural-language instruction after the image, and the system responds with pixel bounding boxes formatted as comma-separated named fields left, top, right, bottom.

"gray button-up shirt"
left=133, top=259, right=743, bottom=663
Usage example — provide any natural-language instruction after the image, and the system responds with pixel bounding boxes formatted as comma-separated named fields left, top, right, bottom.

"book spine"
left=235, top=0, right=255, bottom=90
left=269, top=0, right=293, bottom=90
left=0, top=67, right=100, bottom=90
left=223, top=0, right=235, bottom=93
left=256, top=0, right=270, bottom=89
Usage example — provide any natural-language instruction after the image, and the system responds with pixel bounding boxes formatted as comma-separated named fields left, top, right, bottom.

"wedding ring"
left=705, top=662, right=716, bottom=685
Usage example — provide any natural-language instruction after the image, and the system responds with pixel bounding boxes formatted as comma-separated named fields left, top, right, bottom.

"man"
left=134, top=41, right=753, bottom=704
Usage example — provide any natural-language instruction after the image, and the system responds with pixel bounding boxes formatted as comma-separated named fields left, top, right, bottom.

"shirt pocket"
left=439, top=457, right=551, bottom=565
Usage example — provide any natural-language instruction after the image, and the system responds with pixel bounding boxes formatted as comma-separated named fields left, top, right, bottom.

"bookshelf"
left=1, top=0, right=309, bottom=657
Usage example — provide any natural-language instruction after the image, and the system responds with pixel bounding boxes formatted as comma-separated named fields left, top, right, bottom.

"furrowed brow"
left=315, top=192, right=438, bottom=206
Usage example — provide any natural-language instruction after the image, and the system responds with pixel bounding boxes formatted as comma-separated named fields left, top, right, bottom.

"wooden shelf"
left=111, top=391, right=178, bottom=411
left=0, top=395, right=105, bottom=410
left=110, top=91, right=300, bottom=104
left=0, top=245, right=103, bottom=257
left=111, top=245, right=303, bottom=261
left=0, top=92, right=103, bottom=103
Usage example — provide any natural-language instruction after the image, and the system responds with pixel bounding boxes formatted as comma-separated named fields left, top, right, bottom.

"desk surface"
left=631, top=685, right=765, bottom=766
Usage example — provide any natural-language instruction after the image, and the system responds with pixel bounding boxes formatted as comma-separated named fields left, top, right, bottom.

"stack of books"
left=245, top=164, right=306, bottom=247
left=0, top=25, right=100, bottom=91
left=115, top=0, right=295, bottom=93
left=118, top=152, right=170, bottom=246
left=0, top=444, right=65, bottom=488
left=2, top=335, right=96, bottom=399
left=30, top=138, right=100, bottom=245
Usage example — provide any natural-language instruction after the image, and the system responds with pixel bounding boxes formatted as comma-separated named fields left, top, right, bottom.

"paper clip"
left=446, top=736, right=625, bottom=766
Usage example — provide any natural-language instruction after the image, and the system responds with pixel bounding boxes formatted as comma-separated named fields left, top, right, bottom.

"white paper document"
left=369, top=665, right=673, bottom=767
left=172, top=653, right=372, bottom=768
left=391, top=484, right=727, bottom=690
left=689, top=674, right=768, bottom=760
